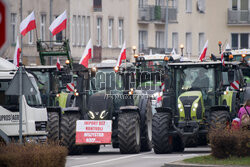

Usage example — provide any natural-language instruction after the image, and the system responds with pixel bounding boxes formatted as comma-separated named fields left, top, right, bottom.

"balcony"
left=138, top=5, right=177, bottom=24
left=228, top=9, right=250, bottom=25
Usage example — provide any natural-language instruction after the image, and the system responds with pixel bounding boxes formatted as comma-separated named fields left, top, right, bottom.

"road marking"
left=67, top=157, right=87, bottom=160
left=141, top=154, right=198, bottom=159
left=71, top=152, right=151, bottom=167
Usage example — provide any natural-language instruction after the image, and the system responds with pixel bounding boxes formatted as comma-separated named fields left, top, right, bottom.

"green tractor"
left=58, top=59, right=153, bottom=154
left=152, top=60, right=246, bottom=154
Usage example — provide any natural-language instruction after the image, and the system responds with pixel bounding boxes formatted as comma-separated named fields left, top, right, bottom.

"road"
left=66, top=146, right=211, bottom=167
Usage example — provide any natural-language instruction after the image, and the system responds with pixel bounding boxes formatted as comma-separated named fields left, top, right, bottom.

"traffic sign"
left=0, top=0, right=9, bottom=56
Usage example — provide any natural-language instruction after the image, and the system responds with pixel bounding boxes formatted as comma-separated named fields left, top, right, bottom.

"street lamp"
left=132, top=46, right=138, bottom=58
left=218, top=41, right=222, bottom=54
left=180, top=44, right=184, bottom=57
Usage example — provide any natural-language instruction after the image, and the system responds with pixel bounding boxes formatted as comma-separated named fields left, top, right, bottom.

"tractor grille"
left=179, top=96, right=198, bottom=120
left=89, top=93, right=107, bottom=112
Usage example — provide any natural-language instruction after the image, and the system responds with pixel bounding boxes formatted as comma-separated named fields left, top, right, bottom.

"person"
left=191, top=69, right=209, bottom=89
left=238, top=99, right=250, bottom=129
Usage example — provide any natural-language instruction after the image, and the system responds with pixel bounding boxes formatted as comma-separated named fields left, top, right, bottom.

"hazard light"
left=242, top=54, right=246, bottom=58
left=114, top=66, right=119, bottom=73
left=65, top=59, right=70, bottom=64
left=229, top=54, right=234, bottom=60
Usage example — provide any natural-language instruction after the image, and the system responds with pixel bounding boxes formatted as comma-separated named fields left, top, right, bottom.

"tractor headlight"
left=100, top=110, right=108, bottom=119
left=193, top=102, right=198, bottom=108
left=178, top=103, right=182, bottom=109
left=88, top=111, right=95, bottom=119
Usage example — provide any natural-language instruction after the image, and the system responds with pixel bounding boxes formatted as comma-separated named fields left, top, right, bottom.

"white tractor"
left=0, top=58, right=47, bottom=143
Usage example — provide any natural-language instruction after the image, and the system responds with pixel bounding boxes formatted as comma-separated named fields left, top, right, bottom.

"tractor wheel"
left=82, top=145, right=100, bottom=153
left=47, top=112, right=59, bottom=142
left=152, top=112, right=173, bottom=154
left=118, top=112, right=141, bottom=154
left=60, top=112, right=83, bottom=155
left=173, top=135, right=185, bottom=152
left=140, top=99, right=153, bottom=152
left=210, top=110, right=230, bottom=130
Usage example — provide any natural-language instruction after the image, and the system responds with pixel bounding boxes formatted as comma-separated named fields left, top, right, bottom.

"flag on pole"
left=20, top=11, right=36, bottom=36
left=49, top=10, right=67, bottom=36
left=56, top=57, right=61, bottom=71
left=116, top=42, right=126, bottom=67
left=79, top=39, right=92, bottom=68
left=13, top=36, right=21, bottom=67
left=199, top=40, right=208, bottom=61
left=221, top=52, right=225, bottom=66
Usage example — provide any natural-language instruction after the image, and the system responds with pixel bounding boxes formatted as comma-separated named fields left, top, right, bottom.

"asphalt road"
left=66, top=146, right=211, bottom=167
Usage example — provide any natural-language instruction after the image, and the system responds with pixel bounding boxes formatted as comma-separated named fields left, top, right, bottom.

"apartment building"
left=3, top=0, right=250, bottom=65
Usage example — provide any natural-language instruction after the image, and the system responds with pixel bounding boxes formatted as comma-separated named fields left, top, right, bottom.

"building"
left=3, top=0, right=250, bottom=65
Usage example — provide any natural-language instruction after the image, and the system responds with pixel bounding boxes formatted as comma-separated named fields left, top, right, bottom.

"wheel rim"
left=135, top=120, right=140, bottom=145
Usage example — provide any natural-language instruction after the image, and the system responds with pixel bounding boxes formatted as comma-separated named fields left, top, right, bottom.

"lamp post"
left=132, top=46, right=138, bottom=58
left=218, top=41, right=222, bottom=54
left=180, top=44, right=184, bottom=57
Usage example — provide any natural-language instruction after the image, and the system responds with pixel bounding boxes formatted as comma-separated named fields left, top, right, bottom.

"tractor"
left=152, top=59, right=246, bottom=154
left=58, top=59, right=153, bottom=154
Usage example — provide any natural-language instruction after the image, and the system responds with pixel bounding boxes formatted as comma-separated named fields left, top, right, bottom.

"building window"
left=172, top=32, right=178, bottom=53
left=54, top=16, right=63, bottom=42
left=40, top=14, right=46, bottom=41
left=231, top=33, right=238, bottom=49
left=108, top=19, right=113, bottom=48
left=186, top=0, right=192, bottom=13
left=97, top=18, right=102, bottom=46
left=11, top=13, right=17, bottom=44
left=77, top=16, right=81, bottom=45
left=94, top=0, right=102, bottom=11
left=156, top=31, right=164, bottom=48
left=155, top=0, right=164, bottom=6
left=86, top=16, right=90, bottom=42
left=231, top=33, right=250, bottom=49
left=118, top=19, right=124, bottom=47
left=198, top=33, right=205, bottom=55
left=72, top=15, right=76, bottom=45
left=139, top=30, right=148, bottom=52
left=28, top=30, right=33, bottom=45
left=186, top=32, right=192, bottom=56
left=81, top=16, right=85, bottom=46
left=232, top=0, right=237, bottom=10
left=139, top=0, right=148, bottom=7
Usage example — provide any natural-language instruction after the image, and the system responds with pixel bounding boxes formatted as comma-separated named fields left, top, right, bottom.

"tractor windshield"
left=176, top=67, right=216, bottom=106
left=90, top=68, right=124, bottom=93
left=140, top=60, right=165, bottom=72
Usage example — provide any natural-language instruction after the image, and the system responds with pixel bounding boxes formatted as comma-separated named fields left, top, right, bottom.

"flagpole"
left=19, top=0, right=23, bottom=144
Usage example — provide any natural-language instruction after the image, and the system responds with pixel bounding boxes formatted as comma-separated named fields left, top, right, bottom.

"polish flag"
left=56, top=57, right=61, bottom=71
left=20, top=11, right=36, bottom=36
left=221, top=52, right=225, bottom=66
left=116, top=42, right=126, bottom=67
left=79, top=39, right=92, bottom=68
left=13, top=37, right=21, bottom=67
left=49, top=10, right=67, bottom=36
left=199, top=40, right=208, bottom=62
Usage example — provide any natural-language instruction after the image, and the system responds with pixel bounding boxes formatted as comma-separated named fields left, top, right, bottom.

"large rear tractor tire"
left=210, top=110, right=230, bottom=130
left=140, top=100, right=153, bottom=152
left=47, top=112, right=60, bottom=142
left=152, top=112, right=173, bottom=154
left=118, top=112, right=141, bottom=154
left=60, top=112, right=83, bottom=155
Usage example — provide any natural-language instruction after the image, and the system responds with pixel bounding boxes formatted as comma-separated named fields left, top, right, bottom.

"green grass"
left=183, top=155, right=250, bottom=166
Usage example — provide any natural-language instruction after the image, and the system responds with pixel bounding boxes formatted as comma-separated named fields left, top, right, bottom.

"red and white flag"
left=79, top=39, right=92, bottom=68
left=66, top=83, right=75, bottom=92
left=20, top=11, right=36, bottom=36
left=49, top=10, right=67, bottom=36
left=13, top=36, right=21, bottom=67
left=56, top=57, right=61, bottom=71
left=221, top=52, right=225, bottom=66
left=199, top=40, right=208, bottom=62
left=116, top=42, right=126, bottom=67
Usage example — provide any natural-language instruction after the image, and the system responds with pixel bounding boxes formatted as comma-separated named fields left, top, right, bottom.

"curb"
left=162, top=161, right=247, bottom=167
